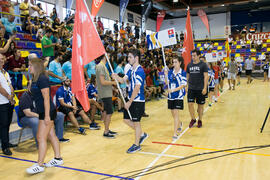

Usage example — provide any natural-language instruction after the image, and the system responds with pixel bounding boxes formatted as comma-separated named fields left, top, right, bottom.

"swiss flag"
left=72, top=0, right=106, bottom=111
left=91, top=0, right=104, bottom=17
left=182, top=9, right=194, bottom=70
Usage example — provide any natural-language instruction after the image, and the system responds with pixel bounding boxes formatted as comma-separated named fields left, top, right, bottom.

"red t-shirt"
left=0, top=1, right=10, bottom=13
left=213, top=65, right=220, bottom=79
left=7, top=56, right=25, bottom=71
left=146, top=75, right=153, bottom=87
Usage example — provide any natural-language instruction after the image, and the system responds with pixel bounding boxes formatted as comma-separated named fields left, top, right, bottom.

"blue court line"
left=0, top=155, right=133, bottom=180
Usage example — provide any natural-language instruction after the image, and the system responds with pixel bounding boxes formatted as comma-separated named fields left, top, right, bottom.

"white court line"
left=134, top=88, right=228, bottom=180
left=138, top=151, right=184, bottom=159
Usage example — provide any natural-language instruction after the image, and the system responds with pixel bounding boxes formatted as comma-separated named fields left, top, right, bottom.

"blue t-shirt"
left=167, top=68, right=187, bottom=100
left=30, top=74, right=55, bottom=113
left=126, top=65, right=145, bottom=102
left=208, top=69, right=215, bottom=88
left=55, top=86, right=73, bottom=108
left=84, top=61, right=96, bottom=79
left=86, top=84, right=97, bottom=100
left=263, top=62, right=269, bottom=70
left=62, top=61, right=72, bottom=80
left=1, top=18, right=16, bottom=33
left=49, top=60, right=63, bottom=83
left=115, top=65, right=126, bottom=89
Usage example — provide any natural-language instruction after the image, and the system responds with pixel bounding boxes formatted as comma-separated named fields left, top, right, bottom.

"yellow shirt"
left=19, top=2, right=29, bottom=15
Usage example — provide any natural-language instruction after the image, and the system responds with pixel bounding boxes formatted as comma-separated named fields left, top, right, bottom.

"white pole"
left=104, top=53, right=133, bottom=120
left=161, top=46, right=172, bottom=96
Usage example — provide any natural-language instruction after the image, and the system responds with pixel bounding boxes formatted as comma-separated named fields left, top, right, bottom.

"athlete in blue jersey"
left=207, top=63, right=215, bottom=106
left=86, top=75, right=104, bottom=122
left=165, top=56, right=187, bottom=139
left=112, top=49, right=148, bottom=154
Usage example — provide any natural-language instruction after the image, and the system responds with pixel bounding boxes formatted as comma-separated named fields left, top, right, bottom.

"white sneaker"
left=45, top=158, right=63, bottom=167
left=26, top=163, right=45, bottom=174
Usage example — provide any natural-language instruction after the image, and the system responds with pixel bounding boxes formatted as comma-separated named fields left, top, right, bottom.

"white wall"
left=84, top=0, right=156, bottom=32
left=160, top=12, right=230, bottom=39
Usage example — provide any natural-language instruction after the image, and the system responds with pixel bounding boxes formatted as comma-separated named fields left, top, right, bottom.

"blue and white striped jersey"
left=167, top=68, right=187, bottom=100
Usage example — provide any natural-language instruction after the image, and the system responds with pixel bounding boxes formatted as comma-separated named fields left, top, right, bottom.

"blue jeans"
left=20, top=112, right=65, bottom=145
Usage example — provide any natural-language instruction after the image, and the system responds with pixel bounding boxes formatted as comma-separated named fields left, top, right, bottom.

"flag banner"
left=91, top=0, right=104, bottom=17
left=197, top=9, right=210, bottom=34
left=147, top=28, right=177, bottom=50
left=72, top=0, right=106, bottom=111
left=205, top=53, right=218, bottom=62
left=119, top=0, right=129, bottom=24
left=141, top=0, right=153, bottom=33
left=182, top=9, right=194, bottom=69
left=156, top=10, right=166, bottom=32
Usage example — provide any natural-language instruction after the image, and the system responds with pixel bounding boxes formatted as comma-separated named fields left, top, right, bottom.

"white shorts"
left=227, top=72, right=236, bottom=80
left=214, top=79, right=219, bottom=85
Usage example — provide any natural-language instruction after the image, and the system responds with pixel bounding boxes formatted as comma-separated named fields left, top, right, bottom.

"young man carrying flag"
left=112, top=49, right=148, bottom=153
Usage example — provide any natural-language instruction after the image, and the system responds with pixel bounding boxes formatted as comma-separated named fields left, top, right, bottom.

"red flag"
left=72, top=0, right=106, bottom=111
left=91, top=0, right=104, bottom=17
left=197, top=9, right=210, bottom=34
left=156, top=10, right=166, bottom=32
left=182, top=9, right=194, bottom=70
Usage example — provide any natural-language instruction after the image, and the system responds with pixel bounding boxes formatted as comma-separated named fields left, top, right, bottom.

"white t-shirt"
left=245, top=59, right=254, bottom=70
left=0, top=70, right=12, bottom=104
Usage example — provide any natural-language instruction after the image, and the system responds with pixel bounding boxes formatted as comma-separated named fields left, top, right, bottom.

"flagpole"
left=161, top=46, right=172, bottom=96
left=104, top=53, right=133, bottom=120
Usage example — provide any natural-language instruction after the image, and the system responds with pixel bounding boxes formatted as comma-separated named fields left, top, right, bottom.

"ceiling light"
left=221, top=4, right=225, bottom=6
left=173, top=0, right=179, bottom=3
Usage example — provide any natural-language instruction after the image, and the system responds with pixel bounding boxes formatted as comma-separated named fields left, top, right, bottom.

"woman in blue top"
left=26, top=58, right=63, bottom=174
left=165, top=56, right=187, bottom=139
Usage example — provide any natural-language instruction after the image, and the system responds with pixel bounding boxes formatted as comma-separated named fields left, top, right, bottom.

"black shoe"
left=103, top=133, right=115, bottom=139
left=109, top=130, right=118, bottom=135
left=8, top=143, right=18, bottom=148
left=142, top=113, right=149, bottom=117
left=3, top=148, right=12, bottom=156
left=59, top=138, right=70, bottom=143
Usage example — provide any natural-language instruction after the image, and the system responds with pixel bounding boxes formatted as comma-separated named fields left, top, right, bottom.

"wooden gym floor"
left=1, top=78, right=270, bottom=180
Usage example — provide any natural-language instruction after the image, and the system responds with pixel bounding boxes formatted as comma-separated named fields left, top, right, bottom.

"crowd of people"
left=0, top=0, right=270, bottom=175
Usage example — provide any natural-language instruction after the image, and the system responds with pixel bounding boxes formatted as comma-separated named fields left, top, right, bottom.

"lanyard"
left=1, top=69, right=11, bottom=86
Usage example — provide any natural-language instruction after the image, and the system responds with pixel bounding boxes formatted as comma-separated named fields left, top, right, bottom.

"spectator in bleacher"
left=0, top=53, right=16, bottom=156
left=97, top=17, right=104, bottom=34
left=0, top=34, right=15, bottom=54
left=84, top=60, right=96, bottom=81
left=0, top=0, right=10, bottom=14
left=240, top=38, right=246, bottom=49
left=256, top=39, right=262, bottom=51
left=48, top=53, right=64, bottom=85
left=125, top=23, right=131, bottom=36
left=0, top=15, right=16, bottom=38
left=50, top=8, right=58, bottom=21
left=21, top=14, right=36, bottom=34
left=4, top=41, right=16, bottom=59
left=245, top=56, right=255, bottom=84
left=228, top=35, right=233, bottom=46
left=18, top=90, right=69, bottom=146
left=87, top=75, right=104, bottom=122
left=62, top=51, right=72, bottom=80
left=240, top=25, right=247, bottom=39
left=56, top=78, right=100, bottom=134
left=113, top=20, right=119, bottom=39
left=41, top=29, right=57, bottom=63
left=8, top=0, right=19, bottom=15
left=180, top=31, right=184, bottom=42
left=19, top=0, right=29, bottom=22
left=7, top=49, right=25, bottom=90
left=249, top=25, right=256, bottom=33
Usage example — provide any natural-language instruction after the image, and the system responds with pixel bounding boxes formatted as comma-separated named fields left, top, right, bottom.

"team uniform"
left=208, top=69, right=215, bottom=92
left=167, top=68, right=187, bottom=110
left=124, top=65, right=145, bottom=122
left=186, top=61, right=208, bottom=105
left=87, top=83, right=98, bottom=100
left=263, top=61, right=269, bottom=75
